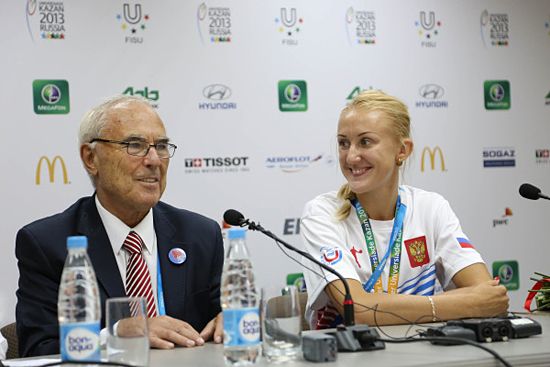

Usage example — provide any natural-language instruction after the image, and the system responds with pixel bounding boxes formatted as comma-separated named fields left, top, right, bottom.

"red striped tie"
left=123, top=231, right=158, bottom=318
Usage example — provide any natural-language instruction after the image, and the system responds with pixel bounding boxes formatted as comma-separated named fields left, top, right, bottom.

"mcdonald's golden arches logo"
left=421, top=146, right=446, bottom=172
left=36, top=155, right=69, bottom=185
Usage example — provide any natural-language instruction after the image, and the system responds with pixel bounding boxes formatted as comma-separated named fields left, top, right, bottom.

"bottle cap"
left=67, top=236, right=88, bottom=249
left=227, top=228, right=246, bottom=240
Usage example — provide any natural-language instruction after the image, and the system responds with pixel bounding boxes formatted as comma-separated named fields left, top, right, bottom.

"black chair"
left=0, top=322, right=18, bottom=359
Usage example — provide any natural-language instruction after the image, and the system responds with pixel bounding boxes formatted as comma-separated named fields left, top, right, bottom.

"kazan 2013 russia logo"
left=319, top=246, right=343, bottom=266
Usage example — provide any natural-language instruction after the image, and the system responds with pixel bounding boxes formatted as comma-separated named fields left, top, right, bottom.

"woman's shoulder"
left=400, top=185, right=449, bottom=209
left=303, top=190, right=343, bottom=217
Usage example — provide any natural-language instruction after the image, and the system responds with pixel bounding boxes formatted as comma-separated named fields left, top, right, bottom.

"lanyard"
left=156, top=255, right=166, bottom=316
left=352, top=196, right=407, bottom=294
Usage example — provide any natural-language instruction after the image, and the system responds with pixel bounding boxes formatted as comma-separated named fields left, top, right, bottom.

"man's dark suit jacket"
left=15, top=196, right=224, bottom=357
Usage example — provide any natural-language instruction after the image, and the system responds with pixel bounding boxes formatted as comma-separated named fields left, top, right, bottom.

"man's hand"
left=146, top=316, right=205, bottom=349
left=199, top=312, right=223, bottom=344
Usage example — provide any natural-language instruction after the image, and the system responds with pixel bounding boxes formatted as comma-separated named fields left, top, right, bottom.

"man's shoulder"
left=154, top=201, right=219, bottom=229
left=19, top=196, right=94, bottom=232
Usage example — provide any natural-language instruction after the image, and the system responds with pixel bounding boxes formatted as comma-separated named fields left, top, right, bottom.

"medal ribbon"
left=352, top=196, right=406, bottom=294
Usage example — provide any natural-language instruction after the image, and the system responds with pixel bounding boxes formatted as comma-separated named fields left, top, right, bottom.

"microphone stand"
left=241, top=219, right=355, bottom=327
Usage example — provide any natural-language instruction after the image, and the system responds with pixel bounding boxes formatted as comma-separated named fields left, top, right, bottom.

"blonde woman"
left=301, top=90, right=509, bottom=329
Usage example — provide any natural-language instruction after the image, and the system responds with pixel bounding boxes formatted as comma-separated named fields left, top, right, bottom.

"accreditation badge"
left=404, top=236, right=430, bottom=268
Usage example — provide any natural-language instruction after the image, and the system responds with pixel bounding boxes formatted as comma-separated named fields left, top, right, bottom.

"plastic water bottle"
left=57, top=236, right=101, bottom=362
left=221, top=228, right=261, bottom=366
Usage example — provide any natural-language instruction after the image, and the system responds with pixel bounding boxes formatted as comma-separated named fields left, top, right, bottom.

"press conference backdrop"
left=1, top=0, right=549, bottom=327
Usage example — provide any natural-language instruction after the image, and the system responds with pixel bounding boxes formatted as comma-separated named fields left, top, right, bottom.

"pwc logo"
left=35, top=155, right=69, bottom=185
left=420, top=146, right=446, bottom=172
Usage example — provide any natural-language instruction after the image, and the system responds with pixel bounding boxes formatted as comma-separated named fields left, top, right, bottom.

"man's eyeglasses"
left=90, top=138, right=177, bottom=159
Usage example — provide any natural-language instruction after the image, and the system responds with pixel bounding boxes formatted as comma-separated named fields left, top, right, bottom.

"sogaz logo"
left=483, top=147, right=515, bottom=168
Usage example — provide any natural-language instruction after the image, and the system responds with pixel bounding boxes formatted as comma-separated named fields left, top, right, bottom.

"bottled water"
left=221, top=228, right=261, bottom=366
left=57, top=236, right=101, bottom=362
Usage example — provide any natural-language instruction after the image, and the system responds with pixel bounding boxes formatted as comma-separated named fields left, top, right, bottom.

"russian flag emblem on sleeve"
left=457, top=237, right=475, bottom=249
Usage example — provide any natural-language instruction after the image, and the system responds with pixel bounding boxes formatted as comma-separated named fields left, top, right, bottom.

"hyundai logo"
left=419, top=84, right=444, bottom=100
left=203, top=84, right=232, bottom=100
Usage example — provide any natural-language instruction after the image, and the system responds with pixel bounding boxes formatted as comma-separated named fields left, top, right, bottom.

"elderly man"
left=16, top=95, right=224, bottom=357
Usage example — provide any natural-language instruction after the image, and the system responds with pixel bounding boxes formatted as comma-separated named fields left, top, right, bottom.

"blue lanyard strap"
left=157, top=255, right=166, bottom=316
left=352, top=195, right=407, bottom=293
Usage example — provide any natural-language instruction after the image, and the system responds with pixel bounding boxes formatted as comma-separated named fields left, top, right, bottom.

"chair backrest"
left=0, top=322, right=18, bottom=359
left=266, top=292, right=309, bottom=331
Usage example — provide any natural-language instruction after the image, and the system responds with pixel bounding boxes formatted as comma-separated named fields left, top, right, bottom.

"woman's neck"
left=357, top=184, right=399, bottom=221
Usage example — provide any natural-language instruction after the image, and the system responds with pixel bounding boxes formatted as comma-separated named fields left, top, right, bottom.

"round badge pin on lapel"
left=168, top=248, right=186, bottom=265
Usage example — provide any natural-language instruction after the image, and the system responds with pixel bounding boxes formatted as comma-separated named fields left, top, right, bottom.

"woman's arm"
left=325, top=270, right=508, bottom=326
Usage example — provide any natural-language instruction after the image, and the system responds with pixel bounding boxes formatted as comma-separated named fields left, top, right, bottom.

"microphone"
left=223, top=209, right=247, bottom=226
left=223, top=209, right=355, bottom=327
left=519, top=183, right=550, bottom=200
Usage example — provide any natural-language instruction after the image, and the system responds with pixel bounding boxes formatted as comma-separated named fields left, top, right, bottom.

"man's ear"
left=80, top=144, right=98, bottom=177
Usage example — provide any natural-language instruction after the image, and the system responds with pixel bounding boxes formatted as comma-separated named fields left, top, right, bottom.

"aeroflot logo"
left=421, top=146, right=446, bottom=172
left=36, top=155, right=69, bottom=185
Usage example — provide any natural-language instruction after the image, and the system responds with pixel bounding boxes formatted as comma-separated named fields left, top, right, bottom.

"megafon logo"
left=484, top=80, right=511, bottom=110
left=33, top=80, right=70, bottom=114
left=420, top=146, right=446, bottom=172
left=36, top=156, right=69, bottom=185
left=278, top=80, right=308, bottom=112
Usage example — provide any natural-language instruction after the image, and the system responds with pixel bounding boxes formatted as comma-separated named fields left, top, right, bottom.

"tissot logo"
left=184, top=156, right=249, bottom=174
left=416, top=84, right=448, bottom=108
left=203, top=84, right=232, bottom=100
left=199, top=84, right=236, bottom=110
left=483, top=147, right=515, bottom=168
left=420, top=146, right=446, bottom=172
left=36, top=155, right=69, bottom=185
left=536, top=149, right=550, bottom=164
